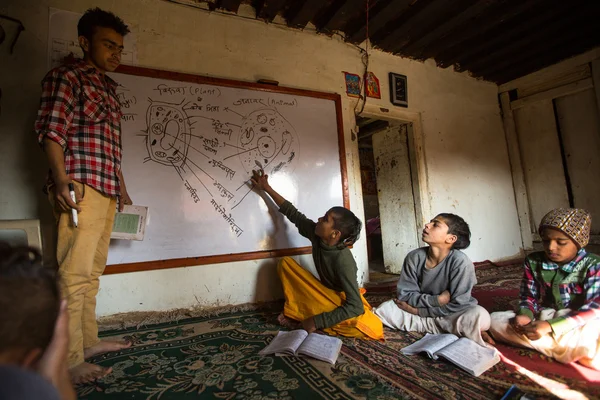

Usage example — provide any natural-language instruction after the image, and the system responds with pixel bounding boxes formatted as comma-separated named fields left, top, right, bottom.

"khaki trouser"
left=374, top=299, right=491, bottom=347
left=490, top=309, right=600, bottom=370
left=50, top=181, right=116, bottom=367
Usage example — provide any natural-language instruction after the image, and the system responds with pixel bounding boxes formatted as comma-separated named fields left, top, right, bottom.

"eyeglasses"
left=101, top=40, right=124, bottom=55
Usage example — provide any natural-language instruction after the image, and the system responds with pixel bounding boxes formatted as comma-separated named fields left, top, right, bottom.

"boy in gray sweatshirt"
left=374, top=213, right=492, bottom=346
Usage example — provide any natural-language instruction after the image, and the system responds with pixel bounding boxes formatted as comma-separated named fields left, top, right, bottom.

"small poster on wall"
left=343, top=72, right=361, bottom=98
left=364, top=72, right=381, bottom=99
left=389, top=73, right=408, bottom=107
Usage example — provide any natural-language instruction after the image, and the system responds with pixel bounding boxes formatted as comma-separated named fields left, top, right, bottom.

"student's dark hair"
left=329, top=207, right=362, bottom=247
left=437, top=213, right=471, bottom=250
left=0, top=243, right=60, bottom=355
left=77, top=8, right=130, bottom=40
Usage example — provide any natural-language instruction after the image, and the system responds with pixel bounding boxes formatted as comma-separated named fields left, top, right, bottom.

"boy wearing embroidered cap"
left=489, top=208, right=600, bottom=369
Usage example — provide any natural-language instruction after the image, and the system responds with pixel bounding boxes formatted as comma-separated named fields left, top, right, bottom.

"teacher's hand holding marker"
left=53, top=176, right=82, bottom=224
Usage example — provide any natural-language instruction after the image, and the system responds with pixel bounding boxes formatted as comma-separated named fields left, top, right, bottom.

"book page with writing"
left=296, top=333, right=343, bottom=364
left=435, top=337, right=500, bottom=377
left=259, top=330, right=308, bottom=356
left=401, top=333, right=459, bottom=360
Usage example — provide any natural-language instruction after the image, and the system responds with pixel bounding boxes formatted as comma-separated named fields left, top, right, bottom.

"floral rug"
left=78, top=260, right=600, bottom=399
left=78, top=307, right=400, bottom=399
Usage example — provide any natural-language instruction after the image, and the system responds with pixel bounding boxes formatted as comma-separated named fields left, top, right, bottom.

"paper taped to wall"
left=111, top=205, right=148, bottom=241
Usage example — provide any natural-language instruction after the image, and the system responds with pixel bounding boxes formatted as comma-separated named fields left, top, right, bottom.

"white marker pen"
left=68, top=183, right=78, bottom=227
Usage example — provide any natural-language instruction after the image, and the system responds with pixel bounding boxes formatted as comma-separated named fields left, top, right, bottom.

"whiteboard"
left=106, top=66, right=347, bottom=270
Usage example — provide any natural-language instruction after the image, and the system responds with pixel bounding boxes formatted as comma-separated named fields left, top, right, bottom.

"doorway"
left=357, top=117, right=420, bottom=282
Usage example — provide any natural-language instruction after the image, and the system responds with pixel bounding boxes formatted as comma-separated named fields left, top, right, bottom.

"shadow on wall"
left=254, top=259, right=283, bottom=303
left=0, top=12, right=59, bottom=270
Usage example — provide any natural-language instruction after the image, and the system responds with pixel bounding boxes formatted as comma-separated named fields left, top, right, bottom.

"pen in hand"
left=68, top=183, right=78, bottom=228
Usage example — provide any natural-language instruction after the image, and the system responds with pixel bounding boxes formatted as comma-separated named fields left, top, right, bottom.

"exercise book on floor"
left=259, top=330, right=343, bottom=365
left=401, top=333, right=500, bottom=377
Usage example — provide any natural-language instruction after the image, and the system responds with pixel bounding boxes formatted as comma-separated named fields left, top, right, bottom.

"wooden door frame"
left=355, top=104, right=430, bottom=240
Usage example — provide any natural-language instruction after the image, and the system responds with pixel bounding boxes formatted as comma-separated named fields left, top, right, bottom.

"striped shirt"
left=35, top=60, right=123, bottom=197
left=518, top=249, right=600, bottom=336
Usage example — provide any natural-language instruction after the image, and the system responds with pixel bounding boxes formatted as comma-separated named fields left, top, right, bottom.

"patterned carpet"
left=77, top=261, right=600, bottom=399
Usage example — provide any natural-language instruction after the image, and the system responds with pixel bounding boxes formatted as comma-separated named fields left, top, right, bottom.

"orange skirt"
left=277, top=257, right=384, bottom=340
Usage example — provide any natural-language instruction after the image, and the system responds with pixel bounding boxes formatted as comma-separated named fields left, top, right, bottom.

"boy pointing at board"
left=251, top=169, right=384, bottom=340
left=35, top=8, right=132, bottom=383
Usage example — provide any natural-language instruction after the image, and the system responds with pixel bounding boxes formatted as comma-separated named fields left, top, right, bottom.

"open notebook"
left=259, top=330, right=343, bottom=365
left=401, top=333, right=500, bottom=377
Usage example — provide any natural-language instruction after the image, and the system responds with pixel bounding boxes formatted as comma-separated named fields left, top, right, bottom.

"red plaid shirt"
left=35, top=60, right=123, bottom=197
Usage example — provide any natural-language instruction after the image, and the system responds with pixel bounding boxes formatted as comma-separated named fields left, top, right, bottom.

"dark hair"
left=437, top=213, right=471, bottom=250
left=77, top=8, right=130, bottom=40
left=329, top=207, right=362, bottom=247
left=0, top=243, right=60, bottom=355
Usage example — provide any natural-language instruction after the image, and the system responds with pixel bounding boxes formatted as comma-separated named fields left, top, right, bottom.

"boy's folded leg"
left=490, top=309, right=600, bottom=366
left=373, top=300, right=438, bottom=333
left=436, top=305, right=491, bottom=347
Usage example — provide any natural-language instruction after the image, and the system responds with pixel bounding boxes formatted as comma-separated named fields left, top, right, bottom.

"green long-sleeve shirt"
left=279, top=201, right=365, bottom=329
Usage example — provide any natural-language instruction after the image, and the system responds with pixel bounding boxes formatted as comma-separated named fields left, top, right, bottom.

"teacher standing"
left=35, top=8, right=133, bottom=384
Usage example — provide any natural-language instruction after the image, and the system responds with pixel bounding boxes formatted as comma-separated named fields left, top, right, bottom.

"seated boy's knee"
left=469, top=305, right=491, bottom=327
left=489, top=310, right=515, bottom=333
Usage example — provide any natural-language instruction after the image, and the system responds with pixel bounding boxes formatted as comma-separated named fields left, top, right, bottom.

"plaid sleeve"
left=34, top=68, right=76, bottom=149
left=517, top=258, right=540, bottom=320
left=549, top=261, right=600, bottom=336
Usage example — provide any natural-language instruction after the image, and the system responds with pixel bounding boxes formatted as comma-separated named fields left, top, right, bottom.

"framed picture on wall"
left=389, top=73, right=408, bottom=107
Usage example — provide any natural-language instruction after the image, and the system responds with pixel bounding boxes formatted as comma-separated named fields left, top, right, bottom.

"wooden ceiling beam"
left=257, top=0, right=288, bottom=22
left=218, top=0, right=243, bottom=13
left=435, top=2, right=566, bottom=68
left=475, top=21, right=599, bottom=81
left=347, top=0, right=413, bottom=44
left=421, top=0, right=547, bottom=60
left=320, top=0, right=365, bottom=32
left=488, top=34, right=600, bottom=84
left=376, top=0, right=457, bottom=52
left=286, top=0, right=326, bottom=29
left=358, top=120, right=390, bottom=140
left=400, top=0, right=498, bottom=56
left=461, top=11, right=590, bottom=74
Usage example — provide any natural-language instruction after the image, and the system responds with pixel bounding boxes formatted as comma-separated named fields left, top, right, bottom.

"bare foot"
left=481, top=331, right=496, bottom=345
left=277, top=312, right=301, bottom=330
left=84, top=339, right=132, bottom=359
left=70, top=362, right=112, bottom=384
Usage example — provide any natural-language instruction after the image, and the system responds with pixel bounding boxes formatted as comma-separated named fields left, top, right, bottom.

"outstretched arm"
left=251, top=169, right=316, bottom=240
left=251, top=169, right=286, bottom=206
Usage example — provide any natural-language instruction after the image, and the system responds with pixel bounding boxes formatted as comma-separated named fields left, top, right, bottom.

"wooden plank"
left=499, top=48, right=600, bottom=92
left=499, top=92, right=532, bottom=250
left=436, top=3, right=563, bottom=69
left=257, top=0, right=287, bottom=22
left=422, top=0, right=546, bottom=60
left=492, top=37, right=600, bottom=85
left=377, top=0, right=454, bottom=52
left=321, top=0, right=365, bottom=32
left=555, top=89, right=600, bottom=234
left=513, top=101, right=570, bottom=230
left=401, top=0, right=498, bottom=55
left=357, top=120, right=390, bottom=140
left=104, top=247, right=313, bottom=275
left=286, top=0, right=324, bottom=28
left=510, top=79, right=593, bottom=110
left=347, top=0, right=412, bottom=43
left=219, top=0, right=243, bottom=12
left=518, top=64, right=591, bottom=98
left=461, top=11, right=587, bottom=74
